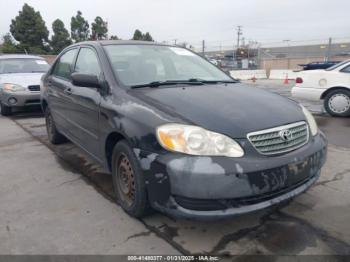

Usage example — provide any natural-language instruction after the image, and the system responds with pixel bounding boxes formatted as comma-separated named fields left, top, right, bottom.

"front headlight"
left=156, top=124, right=244, bottom=157
left=3, top=83, right=26, bottom=92
left=301, top=105, right=318, bottom=136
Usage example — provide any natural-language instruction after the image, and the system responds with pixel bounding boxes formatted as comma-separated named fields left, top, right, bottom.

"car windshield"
left=104, top=45, right=232, bottom=86
left=0, top=58, right=49, bottom=74
left=325, top=60, right=350, bottom=71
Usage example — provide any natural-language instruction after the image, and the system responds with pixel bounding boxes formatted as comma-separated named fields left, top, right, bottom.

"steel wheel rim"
left=116, top=153, right=136, bottom=207
left=329, top=94, right=350, bottom=114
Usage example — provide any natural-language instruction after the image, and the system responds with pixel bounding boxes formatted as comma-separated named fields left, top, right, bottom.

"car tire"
left=112, top=140, right=151, bottom=218
left=45, top=107, right=67, bottom=144
left=324, top=89, right=350, bottom=117
left=0, top=103, right=12, bottom=116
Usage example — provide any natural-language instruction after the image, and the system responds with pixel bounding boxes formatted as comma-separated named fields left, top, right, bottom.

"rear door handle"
left=64, top=88, right=72, bottom=95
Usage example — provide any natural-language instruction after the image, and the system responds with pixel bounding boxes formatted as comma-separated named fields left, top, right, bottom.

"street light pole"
left=283, top=39, right=291, bottom=69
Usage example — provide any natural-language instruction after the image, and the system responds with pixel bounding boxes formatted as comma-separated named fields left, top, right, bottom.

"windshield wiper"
left=187, top=78, right=238, bottom=84
left=130, top=78, right=238, bottom=89
left=130, top=80, right=204, bottom=89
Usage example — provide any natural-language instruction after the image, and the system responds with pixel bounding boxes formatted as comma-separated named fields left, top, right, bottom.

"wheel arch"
left=105, top=131, right=127, bottom=172
left=320, top=86, right=350, bottom=99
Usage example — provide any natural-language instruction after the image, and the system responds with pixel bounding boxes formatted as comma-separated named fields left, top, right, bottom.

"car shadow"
left=7, top=106, right=44, bottom=120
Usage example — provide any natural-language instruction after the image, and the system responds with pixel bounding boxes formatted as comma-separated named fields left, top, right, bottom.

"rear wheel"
left=112, top=140, right=151, bottom=218
left=0, top=103, right=12, bottom=116
left=45, top=107, right=66, bottom=144
left=324, top=89, right=350, bottom=117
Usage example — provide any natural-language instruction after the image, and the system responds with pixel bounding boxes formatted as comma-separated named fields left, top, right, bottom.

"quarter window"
left=75, top=48, right=101, bottom=76
left=52, top=49, right=77, bottom=79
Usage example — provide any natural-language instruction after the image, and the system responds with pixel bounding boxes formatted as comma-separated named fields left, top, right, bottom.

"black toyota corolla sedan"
left=41, top=40, right=327, bottom=219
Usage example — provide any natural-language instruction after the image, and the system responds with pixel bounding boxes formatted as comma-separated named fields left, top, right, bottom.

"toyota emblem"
left=279, top=129, right=293, bottom=142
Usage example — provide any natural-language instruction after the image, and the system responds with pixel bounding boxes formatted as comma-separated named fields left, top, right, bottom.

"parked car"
left=299, top=61, right=340, bottom=71
left=41, top=41, right=327, bottom=219
left=208, top=58, right=219, bottom=66
left=0, top=54, right=49, bottom=116
left=292, top=59, right=350, bottom=117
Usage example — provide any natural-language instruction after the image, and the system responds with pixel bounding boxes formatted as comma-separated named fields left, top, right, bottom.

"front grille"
left=25, top=99, right=40, bottom=105
left=248, top=121, right=309, bottom=155
left=28, top=85, right=40, bottom=91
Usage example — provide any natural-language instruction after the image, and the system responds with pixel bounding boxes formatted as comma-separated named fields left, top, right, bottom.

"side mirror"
left=71, top=72, right=100, bottom=88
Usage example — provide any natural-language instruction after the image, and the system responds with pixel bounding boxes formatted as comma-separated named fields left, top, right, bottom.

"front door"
left=69, top=47, right=102, bottom=160
left=47, top=48, right=78, bottom=135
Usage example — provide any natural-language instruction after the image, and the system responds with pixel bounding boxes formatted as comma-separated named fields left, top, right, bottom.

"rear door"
left=69, top=46, right=102, bottom=159
left=47, top=48, right=78, bottom=134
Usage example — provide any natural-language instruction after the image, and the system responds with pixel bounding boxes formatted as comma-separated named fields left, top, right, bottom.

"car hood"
left=0, top=73, right=44, bottom=87
left=132, top=83, right=306, bottom=138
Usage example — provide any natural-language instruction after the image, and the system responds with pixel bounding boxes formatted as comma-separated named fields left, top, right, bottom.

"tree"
left=109, top=35, right=119, bottom=40
left=91, top=16, right=108, bottom=40
left=9, top=3, right=49, bottom=53
left=143, top=32, right=153, bottom=42
left=71, top=11, right=89, bottom=42
left=132, top=29, right=143, bottom=40
left=132, top=29, right=154, bottom=41
left=50, top=19, right=72, bottom=54
left=1, top=33, right=19, bottom=53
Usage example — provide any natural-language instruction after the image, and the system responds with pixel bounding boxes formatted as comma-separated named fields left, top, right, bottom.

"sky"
left=1, top=0, right=350, bottom=50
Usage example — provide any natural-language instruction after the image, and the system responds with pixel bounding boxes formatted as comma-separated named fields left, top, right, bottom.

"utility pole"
left=283, top=39, right=291, bottom=69
left=326, top=37, right=332, bottom=62
left=236, top=26, right=243, bottom=49
left=202, top=40, right=205, bottom=56
left=234, top=26, right=243, bottom=65
left=257, top=44, right=261, bottom=69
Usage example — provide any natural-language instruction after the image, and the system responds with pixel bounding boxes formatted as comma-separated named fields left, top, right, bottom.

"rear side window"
left=74, top=48, right=101, bottom=76
left=341, top=65, right=350, bottom=73
left=52, top=49, right=77, bottom=79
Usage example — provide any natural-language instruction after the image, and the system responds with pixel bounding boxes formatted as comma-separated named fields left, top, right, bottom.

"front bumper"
left=0, top=90, right=41, bottom=107
left=134, top=132, right=327, bottom=219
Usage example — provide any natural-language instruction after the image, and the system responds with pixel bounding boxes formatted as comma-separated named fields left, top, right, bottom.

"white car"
left=292, top=60, right=350, bottom=117
left=0, top=54, right=49, bottom=116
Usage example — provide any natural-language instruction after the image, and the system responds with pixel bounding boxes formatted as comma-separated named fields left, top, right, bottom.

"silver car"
left=0, top=54, right=49, bottom=116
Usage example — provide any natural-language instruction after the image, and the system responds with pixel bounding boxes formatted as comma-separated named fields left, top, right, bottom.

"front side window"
left=75, top=48, right=101, bottom=76
left=104, top=45, right=232, bottom=86
left=0, top=58, right=49, bottom=74
left=52, top=49, right=77, bottom=79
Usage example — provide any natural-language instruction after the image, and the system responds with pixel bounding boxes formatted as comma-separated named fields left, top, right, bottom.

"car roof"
left=0, top=54, right=45, bottom=60
left=71, top=40, right=176, bottom=48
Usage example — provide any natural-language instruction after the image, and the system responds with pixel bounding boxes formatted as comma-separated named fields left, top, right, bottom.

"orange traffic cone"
left=284, top=74, right=289, bottom=84
left=252, top=76, right=257, bottom=83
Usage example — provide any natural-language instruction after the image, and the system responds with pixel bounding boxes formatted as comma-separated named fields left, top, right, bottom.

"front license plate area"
left=248, top=158, right=313, bottom=194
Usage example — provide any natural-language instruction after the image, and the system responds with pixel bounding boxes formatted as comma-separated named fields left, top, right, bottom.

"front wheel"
left=0, top=103, right=12, bottom=116
left=324, top=89, right=350, bottom=117
left=112, top=140, right=151, bottom=218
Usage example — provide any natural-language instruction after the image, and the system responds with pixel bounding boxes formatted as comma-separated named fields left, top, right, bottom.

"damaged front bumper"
left=134, top=132, right=327, bottom=219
